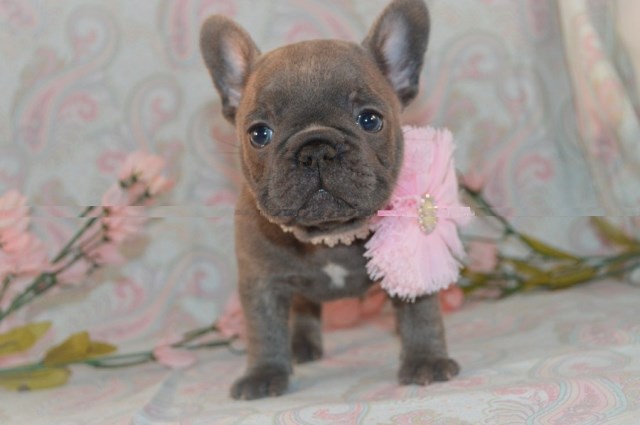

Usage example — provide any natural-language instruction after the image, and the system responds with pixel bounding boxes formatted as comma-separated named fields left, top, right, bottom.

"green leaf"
left=42, top=332, right=117, bottom=366
left=461, top=268, right=490, bottom=283
left=0, top=322, right=52, bottom=357
left=88, top=341, right=117, bottom=357
left=591, top=217, right=640, bottom=250
left=0, top=367, right=70, bottom=391
left=505, top=259, right=547, bottom=278
left=520, top=235, right=580, bottom=261
left=547, top=266, right=599, bottom=289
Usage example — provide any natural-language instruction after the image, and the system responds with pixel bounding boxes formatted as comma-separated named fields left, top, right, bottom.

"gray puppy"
left=200, top=0, right=459, bottom=400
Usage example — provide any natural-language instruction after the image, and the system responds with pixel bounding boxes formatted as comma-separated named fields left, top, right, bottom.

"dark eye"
left=357, top=110, right=383, bottom=133
left=248, top=125, right=273, bottom=148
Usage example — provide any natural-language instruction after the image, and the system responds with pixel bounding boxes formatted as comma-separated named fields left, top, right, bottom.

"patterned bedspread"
left=3, top=279, right=639, bottom=425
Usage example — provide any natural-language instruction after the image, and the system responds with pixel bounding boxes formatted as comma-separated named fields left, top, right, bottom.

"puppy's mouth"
left=262, top=188, right=374, bottom=243
left=303, top=216, right=361, bottom=233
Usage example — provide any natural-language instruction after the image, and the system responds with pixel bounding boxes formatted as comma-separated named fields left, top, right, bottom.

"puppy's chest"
left=288, top=243, right=373, bottom=301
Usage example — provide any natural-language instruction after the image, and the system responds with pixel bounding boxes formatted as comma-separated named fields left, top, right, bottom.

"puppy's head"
left=200, top=0, right=429, bottom=242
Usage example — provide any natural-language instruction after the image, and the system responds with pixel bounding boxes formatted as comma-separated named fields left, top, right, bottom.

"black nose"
left=297, top=140, right=337, bottom=168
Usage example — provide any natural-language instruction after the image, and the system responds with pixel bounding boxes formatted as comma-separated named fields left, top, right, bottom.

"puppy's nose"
left=297, top=140, right=337, bottom=168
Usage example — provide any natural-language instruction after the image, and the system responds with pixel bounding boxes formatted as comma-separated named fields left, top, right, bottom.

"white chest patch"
left=322, top=263, right=349, bottom=289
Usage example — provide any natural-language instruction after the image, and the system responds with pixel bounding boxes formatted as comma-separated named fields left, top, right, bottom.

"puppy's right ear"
left=200, top=16, right=260, bottom=123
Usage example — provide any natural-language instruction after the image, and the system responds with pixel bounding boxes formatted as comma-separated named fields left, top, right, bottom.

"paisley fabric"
left=1, top=0, right=639, bottom=423
left=2, top=279, right=640, bottom=424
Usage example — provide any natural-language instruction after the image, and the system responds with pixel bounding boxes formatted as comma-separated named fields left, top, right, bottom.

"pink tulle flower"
left=365, top=126, right=473, bottom=301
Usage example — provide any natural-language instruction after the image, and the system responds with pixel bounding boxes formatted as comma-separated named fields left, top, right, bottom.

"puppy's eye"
left=248, top=125, right=273, bottom=148
left=357, top=110, right=383, bottom=133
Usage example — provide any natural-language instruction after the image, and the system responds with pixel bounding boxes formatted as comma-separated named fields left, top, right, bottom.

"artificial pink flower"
left=0, top=190, right=49, bottom=281
left=217, top=292, right=246, bottom=340
left=0, top=234, right=48, bottom=277
left=365, top=126, right=473, bottom=301
left=466, top=241, right=499, bottom=273
left=461, top=171, right=486, bottom=193
left=56, top=257, right=92, bottom=285
left=147, top=175, right=174, bottom=197
left=118, top=152, right=165, bottom=185
left=439, top=284, right=465, bottom=313
left=324, top=286, right=387, bottom=330
left=359, top=285, right=388, bottom=318
left=101, top=184, right=129, bottom=207
left=0, top=190, right=30, bottom=246
left=1, top=246, right=46, bottom=282
left=153, top=345, right=197, bottom=369
left=85, top=243, right=125, bottom=267
left=323, top=299, right=363, bottom=329
left=0, top=190, right=28, bottom=225
left=113, top=152, right=173, bottom=204
left=101, top=206, right=146, bottom=243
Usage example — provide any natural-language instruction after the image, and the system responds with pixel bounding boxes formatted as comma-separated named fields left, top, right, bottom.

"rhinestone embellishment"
left=418, top=194, right=438, bottom=234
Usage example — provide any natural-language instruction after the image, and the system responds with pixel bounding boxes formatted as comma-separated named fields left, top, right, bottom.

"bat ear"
left=200, top=16, right=261, bottom=123
left=363, top=0, right=430, bottom=107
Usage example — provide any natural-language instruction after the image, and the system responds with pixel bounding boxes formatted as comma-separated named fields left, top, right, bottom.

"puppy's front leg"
left=291, top=294, right=323, bottom=364
left=231, top=279, right=292, bottom=400
left=393, top=294, right=460, bottom=385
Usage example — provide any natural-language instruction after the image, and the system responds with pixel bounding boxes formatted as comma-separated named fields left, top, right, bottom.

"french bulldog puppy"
left=200, top=0, right=459, bottom=400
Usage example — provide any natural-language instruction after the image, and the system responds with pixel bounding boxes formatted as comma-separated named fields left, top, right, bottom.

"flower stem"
left=51, top=213, right=102, bottom=265
left=0, top=276, right=12, bottom=306
left=0, top=274, right=57, bottom=321
left=0, top=324, right=235, bottom=375
left=461, top=186, right=518, bottom=236
left=0, top=209, right=107, bottom=323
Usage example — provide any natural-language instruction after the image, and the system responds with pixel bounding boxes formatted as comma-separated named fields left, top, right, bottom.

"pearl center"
left=418, top=194, right=438, bottom=234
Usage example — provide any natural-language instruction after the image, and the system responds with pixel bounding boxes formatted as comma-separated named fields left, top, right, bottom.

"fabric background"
left=0, top=0, right=639, bottom=423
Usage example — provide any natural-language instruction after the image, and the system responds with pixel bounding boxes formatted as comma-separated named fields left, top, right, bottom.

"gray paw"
left=230, top=364, right=289, bottom=400
left=292, top=333, right=323, bottom=364
left=398, top=357, right=460, bottom=386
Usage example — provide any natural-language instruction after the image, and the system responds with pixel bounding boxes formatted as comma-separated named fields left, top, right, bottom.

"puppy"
left=200, top=0, right=459, bottom=400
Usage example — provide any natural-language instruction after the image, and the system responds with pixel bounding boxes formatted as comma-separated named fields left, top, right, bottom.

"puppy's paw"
left=230, top=364, right=289, bottom=400
left=398, top=357, right=460, bottom=386
left=292, top=333, right=323, bottom=364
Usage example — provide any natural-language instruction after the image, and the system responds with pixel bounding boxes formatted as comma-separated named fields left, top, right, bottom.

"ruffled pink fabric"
left=365, top=126, right=472, bottom=301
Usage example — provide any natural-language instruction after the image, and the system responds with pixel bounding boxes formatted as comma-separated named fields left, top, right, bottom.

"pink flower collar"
left=364, top=126, right=473, bottom=301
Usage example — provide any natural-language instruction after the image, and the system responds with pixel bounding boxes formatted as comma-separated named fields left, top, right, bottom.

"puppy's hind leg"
left=290, top=294, right=323, bottom=364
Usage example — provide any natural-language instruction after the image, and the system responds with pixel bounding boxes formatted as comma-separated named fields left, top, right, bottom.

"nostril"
left=323, top=150, right=336, bottom=161
left=301, top=155, right=314, bottom=168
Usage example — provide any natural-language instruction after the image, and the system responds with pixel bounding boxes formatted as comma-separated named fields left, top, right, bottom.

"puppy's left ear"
left=363, top=0, right=430, bottom=107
